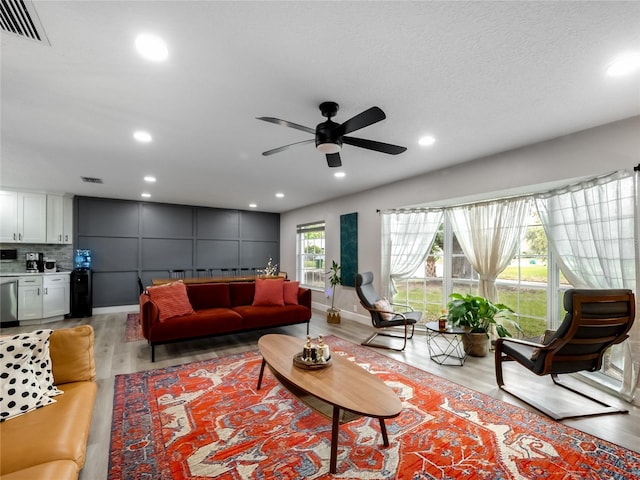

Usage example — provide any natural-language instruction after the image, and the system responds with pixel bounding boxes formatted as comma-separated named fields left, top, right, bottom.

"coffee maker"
left=25, top=252, right=44, bottom=273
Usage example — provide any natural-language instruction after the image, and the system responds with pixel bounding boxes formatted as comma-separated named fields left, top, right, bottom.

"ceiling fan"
left=256, top=101, right=407, bottom=168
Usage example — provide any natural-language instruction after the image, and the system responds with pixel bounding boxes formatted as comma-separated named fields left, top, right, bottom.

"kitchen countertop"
left=0, top=271, right=72, bottom=277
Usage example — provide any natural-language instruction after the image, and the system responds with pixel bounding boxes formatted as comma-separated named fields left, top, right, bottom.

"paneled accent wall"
left=76, top=197, right=280, bottom=308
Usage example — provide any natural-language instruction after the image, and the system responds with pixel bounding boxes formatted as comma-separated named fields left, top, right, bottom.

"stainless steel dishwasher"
left=1, top=277, right=19, bottom=327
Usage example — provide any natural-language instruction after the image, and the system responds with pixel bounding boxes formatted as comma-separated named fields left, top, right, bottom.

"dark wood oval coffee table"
left=257, top=333, right=402, bottom=474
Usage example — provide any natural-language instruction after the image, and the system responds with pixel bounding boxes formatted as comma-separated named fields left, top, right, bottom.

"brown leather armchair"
left=355, top=272, right=421, bottom=351
left=495, top=289, right=635, bottom=420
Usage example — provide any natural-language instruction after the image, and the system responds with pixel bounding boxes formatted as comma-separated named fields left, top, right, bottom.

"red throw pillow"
left=283, top=281, right=299, bottom=305
left=147, top=281, right=195, bottom=322
left=253, top=277, right=285, bottom=306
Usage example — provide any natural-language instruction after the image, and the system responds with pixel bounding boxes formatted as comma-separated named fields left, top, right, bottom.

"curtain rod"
left=377, top=207, right=444, bottom=214
left=378, top=167, right=636, bottom=213
left=378, top=193, right=533, bottom=214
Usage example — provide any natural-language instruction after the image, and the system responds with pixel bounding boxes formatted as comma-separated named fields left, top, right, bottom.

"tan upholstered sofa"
left=0, top=325, right=97, bottom=480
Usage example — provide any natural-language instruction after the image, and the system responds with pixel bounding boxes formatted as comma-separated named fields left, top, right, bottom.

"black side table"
left=425, top=321, right=469, bottom=366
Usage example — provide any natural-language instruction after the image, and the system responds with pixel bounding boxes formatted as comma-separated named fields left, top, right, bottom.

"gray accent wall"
left=76, top=197, right=280, bottom=307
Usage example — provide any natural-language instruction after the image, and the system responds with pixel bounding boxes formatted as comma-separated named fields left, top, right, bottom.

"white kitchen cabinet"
left=46, top=194, right=73, bottom=244
left=18, top=276, right=43, bottom=321
left=16, top=274, right=70, bottom=322
left=63, top=195, right=73, bottom=244
left=0, top=190, right=18, bottom=243
left=43, top=274, right=70, bottom=317
left=46, top=194, right=63, bottom=243
left=0, top=191, right=47, bottom=243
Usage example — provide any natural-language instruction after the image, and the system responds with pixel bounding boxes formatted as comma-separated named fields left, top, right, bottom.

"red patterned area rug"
left=124, top=313, right=143, bottom=342
left=108, top=336, right=639, bottom=479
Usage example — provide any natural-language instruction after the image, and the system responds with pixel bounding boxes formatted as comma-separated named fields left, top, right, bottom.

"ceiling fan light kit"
left=317, top=142, right=342, bottom=154
left=257, top=101, right=406, bottom=168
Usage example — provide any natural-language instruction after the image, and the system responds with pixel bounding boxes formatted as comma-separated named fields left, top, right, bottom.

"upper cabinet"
left=0, top=190, right=47, bottom=243
left=0, top=191, right=18, bottom=242
left=46, top=194, right=73, bottom=244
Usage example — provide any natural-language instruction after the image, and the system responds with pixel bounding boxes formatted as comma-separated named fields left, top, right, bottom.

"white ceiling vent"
left=81, top=177, right=104, bottom=184
left=0, top=0, right=49, bottom=44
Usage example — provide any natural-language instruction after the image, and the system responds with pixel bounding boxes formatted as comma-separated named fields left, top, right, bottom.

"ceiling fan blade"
left=256, top=117, right=315, bottom=135
left=326, top=152, right=342, bottom=168
left=337, top=106, right=386, bottom=136
left=343, top=136, right=407, bottom=155
left=262, top=139, right=315, bottom=156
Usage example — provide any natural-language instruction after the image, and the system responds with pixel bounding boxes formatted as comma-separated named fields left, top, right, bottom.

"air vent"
left=0, top=0, right=49, bottom=44
left=81, top=177, right=104, bottom=184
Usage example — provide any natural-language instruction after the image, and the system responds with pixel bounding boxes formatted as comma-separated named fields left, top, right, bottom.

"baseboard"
left=20, top=315, right=65, bottom=326
left=311, top=301, right=369, bottom=326
left=92, top=304, right=138, bottom=315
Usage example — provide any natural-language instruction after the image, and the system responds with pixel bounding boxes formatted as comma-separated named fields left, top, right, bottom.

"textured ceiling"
left=1, top=1, right=639, bottom=213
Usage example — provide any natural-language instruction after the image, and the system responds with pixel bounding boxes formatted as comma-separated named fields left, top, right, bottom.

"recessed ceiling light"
left=249, top=203, right=257, bottom=208
left=144, top=176, right=156, bottom=183
left=606, top=53, right=640, bottom=76
left=418, top=135, right=436, bottom=146
left=141, top=193, right=151, bottom=198
left=135, top=33, right=168, bottom=62
left=133, top=130, right=152, bottom=143
left=334, top=171, right=346, bottom=178
left=275, top=193, right=284, bottom=198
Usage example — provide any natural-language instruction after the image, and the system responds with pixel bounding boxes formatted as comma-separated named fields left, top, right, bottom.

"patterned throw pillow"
left=10, top=330, right=63, bottom=397
left=147, top=281, right=195, bottom=322
left=0, top=336, right=55, bottom=422
left=373, top=298, right=395, bottom=321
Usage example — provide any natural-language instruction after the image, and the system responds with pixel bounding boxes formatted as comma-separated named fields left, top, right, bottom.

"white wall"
left=280, top=116, right=640, bottom=320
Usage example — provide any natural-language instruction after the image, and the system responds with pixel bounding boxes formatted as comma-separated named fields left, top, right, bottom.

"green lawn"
left=499, top=265, right=548, bottom=282
left=394, top=282, right=547, bottom=338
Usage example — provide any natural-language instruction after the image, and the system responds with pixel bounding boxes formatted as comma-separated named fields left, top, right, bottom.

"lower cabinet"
left=43, top=275, right=70, bottom=317
left=17, top=274, right=70, bottom=321
left=17, top=276, right=43, bottom=321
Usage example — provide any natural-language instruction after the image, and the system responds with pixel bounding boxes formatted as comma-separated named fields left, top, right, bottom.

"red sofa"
left=139, top=281, right=312, bottom=361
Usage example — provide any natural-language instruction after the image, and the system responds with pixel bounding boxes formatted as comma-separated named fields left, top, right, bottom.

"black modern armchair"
left=495, top=289, right=635, bottom=420
left=355, top=272, right=421, bottom=351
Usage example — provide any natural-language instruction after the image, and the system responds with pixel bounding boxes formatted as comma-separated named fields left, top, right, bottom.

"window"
left=494, top=208, right=569, bottom=338
left=393, top=221, right=446, bottom=321
left=297, top=221, right=325, bottom=289
left=392, top=205, right=563, bottom=338
left=389, top=170, right=637, bottom=399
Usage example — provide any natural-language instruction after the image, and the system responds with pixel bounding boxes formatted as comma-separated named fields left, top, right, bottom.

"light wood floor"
left=3, top=311, right=639, bottom=479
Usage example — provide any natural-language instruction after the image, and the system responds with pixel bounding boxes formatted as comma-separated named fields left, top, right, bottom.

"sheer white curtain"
left=535, top=170, right=639, bottom=405
left=447, top=197, right=531, bottom=302
left=381, top=210, right=443, bottom=299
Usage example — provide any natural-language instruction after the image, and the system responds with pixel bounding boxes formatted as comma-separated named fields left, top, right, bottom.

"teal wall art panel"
left=340, top=212, right=358, bottom=287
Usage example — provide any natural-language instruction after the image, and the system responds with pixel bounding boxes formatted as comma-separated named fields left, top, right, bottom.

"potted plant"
left=446, top=293, right=517, bottom=356
left=326, top=260, right=342, bottom=324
